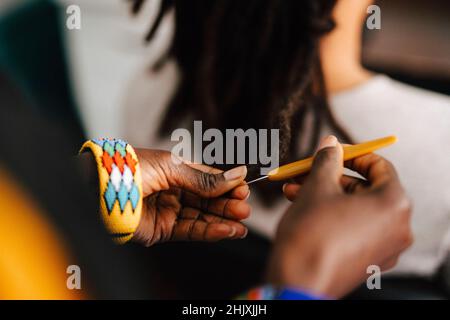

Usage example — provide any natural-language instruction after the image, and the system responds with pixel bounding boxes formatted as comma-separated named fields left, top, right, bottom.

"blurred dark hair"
left=131, top=0, right=351, bottom=202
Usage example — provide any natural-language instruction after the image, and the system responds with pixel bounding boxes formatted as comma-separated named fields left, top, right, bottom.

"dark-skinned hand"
left=268, top=136, right=413, bottom=298
left=131, top=149, right=250, bottom=246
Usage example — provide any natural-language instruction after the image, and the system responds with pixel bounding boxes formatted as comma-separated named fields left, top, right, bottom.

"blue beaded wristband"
left=239, top=285, right=326, bottom=300
left=275, top=287, right=324, bottom=300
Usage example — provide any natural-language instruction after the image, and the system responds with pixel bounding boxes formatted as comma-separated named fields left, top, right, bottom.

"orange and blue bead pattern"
left=81, top=138, right=143, bottom=244
left=92, top=139, right=140, bottom=214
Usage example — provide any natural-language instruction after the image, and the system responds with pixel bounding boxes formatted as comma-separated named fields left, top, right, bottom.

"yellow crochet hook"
left=247, top=135, right=398, bottom=184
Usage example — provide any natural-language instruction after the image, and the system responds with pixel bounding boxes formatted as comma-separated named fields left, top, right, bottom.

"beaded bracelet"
left=237, top=285, right=323, bottom=300
left=80, top=139, right=143, bottom=244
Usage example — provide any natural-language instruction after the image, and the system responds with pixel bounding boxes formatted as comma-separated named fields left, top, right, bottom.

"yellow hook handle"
left=267, top=135, right=398, bottom=181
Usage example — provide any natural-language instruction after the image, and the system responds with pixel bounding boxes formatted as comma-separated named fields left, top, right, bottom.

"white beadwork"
left=110, top=164, right=122, bottom=192
left=122, top=165, right=134, bottom=192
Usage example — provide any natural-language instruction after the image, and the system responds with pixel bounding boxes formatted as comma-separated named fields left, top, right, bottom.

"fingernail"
left=224, top=166, right=247, bottom=181
left=318, top=135, right=338, bottom=150
left=228, top=226, right=237, bottom=237
left=245, top=190, right=251, bottom=200
left=282, top=183, right=288, bottom=193
left=240, top=228, right=248, bottom=239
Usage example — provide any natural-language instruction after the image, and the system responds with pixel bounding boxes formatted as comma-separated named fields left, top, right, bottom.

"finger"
left=169, top=161, right=248, bottom=198
left=188, top=163, right=249, bottom=199
left=229, top=184, right=250, bottom=200
left=177, top=208, right=248, bottom=239
left=344, top=153, right=400, bottom=193
left=292, top=174, right=308, bottom=184
left=201, top=213, right=248, bottom=238
left=208, top=198, right=251, bottom=220
left=306, top=135, right=344, bottom=196
left=284, top=175, right=367, bottom=199
left=171, top=217, right=247, bottom=241
left=179, top=207, right=248, bottom=238
left=186, top=162, right=223, bottom=175
left=282, top=183, right=301, bottom=201
left=340, top=175, right=369, bottom=194
left=380, top=256, right=400, bottom=272
left=171, top=219, right=234, bottom=241
left=186, top=163, right=250, bottom=200
left=181, top=191, right=251, bottom=220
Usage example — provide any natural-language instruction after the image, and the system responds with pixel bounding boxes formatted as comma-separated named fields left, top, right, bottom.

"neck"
left=320, top=1, right=373, bottom=94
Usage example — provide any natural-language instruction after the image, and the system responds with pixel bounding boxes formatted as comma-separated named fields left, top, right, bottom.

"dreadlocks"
left=131, top=0, right=351, bottom=202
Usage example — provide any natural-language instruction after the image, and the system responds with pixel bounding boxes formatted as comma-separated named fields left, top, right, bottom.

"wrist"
left=134, top=148, right=175, bottom=196
left=131, top=207, right=156, bottom=247
left=267, top=237, right=339, bottom=298
left=80, top=139, right=143, bottom=244
left=77, top=152, right=99, bottom=195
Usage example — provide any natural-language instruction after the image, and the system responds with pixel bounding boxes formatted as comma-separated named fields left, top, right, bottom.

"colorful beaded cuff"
left=80, top=139, right=143, bottom=244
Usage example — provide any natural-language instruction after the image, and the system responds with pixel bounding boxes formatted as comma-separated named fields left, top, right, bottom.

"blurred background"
left=1, top=0, right=448, bottom=144
left=363, top=0, right=450, bottom=95
left=0, top=0, right=449, bottom=299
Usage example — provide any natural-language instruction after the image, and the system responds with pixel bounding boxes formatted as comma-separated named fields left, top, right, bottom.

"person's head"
left=133, top=0, right=352, bottom=162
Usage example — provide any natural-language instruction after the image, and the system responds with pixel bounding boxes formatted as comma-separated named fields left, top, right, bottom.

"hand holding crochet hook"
left=266, top=134, right=413, bottom=298
left=246, top=135, right=398, bottom=185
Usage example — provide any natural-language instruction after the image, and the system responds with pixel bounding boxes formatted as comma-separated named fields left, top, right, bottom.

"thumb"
left=306, top=135, right=344, bottom=196
left=172, top=163, right=247, bottom=198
